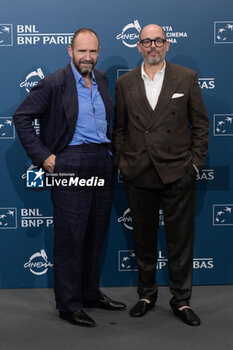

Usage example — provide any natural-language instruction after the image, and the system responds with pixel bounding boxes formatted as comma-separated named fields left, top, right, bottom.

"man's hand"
left=43, top=154, right=56, bottom=173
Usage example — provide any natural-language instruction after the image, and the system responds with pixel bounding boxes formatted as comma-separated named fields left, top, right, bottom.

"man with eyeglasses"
left=113, top=24, right=209, bottom=325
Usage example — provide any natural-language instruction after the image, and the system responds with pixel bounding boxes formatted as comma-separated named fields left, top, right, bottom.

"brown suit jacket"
left=113, top=61, right=209, bottom=185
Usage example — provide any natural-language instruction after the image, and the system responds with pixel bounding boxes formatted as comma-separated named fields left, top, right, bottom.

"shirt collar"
left=141, top=60, right=166, bottom=81
left=70, top=61, right=96, bottom=85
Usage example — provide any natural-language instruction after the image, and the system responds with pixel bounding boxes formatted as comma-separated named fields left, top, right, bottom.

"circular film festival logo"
left=116, top=20, right=141, bottom=48
left=20, top=68, right=44, bottom=93
left=24, top=249, right=53, bottom=275
left=118, top=208, right=133, bottom=230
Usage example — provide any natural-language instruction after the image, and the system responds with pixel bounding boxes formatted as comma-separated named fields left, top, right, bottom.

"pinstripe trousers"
left=51, top=144, right=114, bottom=313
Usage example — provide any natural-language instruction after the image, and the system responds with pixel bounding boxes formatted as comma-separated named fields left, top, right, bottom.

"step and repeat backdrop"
left=0, top=0, right=232, bottom=288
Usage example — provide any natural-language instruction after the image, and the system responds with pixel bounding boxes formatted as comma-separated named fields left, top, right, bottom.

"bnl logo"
left=0, top=208, right=17, bottom=229
left=0, top=117, right=15, bottom=139
left=213, top=114, right=233, bottom=136
left=0, top=24, right=13, bottom=46
left=118, top=250, right=138, bottom=271
left=213, top=205, right=233, bottom=226
left=214, top=21, right=233, bottom=43
left=26, top=168, right=45, bottom=188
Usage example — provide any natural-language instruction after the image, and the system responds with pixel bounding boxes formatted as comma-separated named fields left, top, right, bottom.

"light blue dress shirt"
left=69, top=62, right=110, bottom=145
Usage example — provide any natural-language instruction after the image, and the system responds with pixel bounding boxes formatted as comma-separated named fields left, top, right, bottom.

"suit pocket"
left=118, top=150, right=148, bottom=180
left=121, top=149, right=144, bottom=156
left=53, top=153, right=64, bottom=173
left=175, top=163, right=197, bottom=189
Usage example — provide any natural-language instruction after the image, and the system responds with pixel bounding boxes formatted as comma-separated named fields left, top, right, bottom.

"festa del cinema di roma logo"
left=20, top=67, right=44, bottom=93
left=118, top=208, right=164, bottom=230
left=24, top=249, right=53, bottom=275
left=116, top=20, right=188, bottom=48
left=116, top=20, right=141, bottom=48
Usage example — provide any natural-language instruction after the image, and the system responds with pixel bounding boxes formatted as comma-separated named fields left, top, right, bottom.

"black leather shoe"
left=59, top=310, right=96, bottom=327
left=83, top=294, right=127, bottom=310
left=130, top=300, right=155, bottom=317
left=172, top=307, right=201, bottom=326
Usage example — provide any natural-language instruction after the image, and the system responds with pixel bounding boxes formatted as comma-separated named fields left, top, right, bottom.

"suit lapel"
left=94, top=69, right=111, bottom=125
left=146, top=61, right=179, bottom=129
left=128, top=67, right=152, bottom=126
left=62, top=64, right=79, bottom=130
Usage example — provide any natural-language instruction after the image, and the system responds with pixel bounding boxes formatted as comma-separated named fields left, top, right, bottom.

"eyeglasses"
left=139, top=37, right=166, bottom=48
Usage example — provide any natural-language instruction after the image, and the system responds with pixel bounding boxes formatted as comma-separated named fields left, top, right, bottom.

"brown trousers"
left=124, top=163, right=197, bottom=307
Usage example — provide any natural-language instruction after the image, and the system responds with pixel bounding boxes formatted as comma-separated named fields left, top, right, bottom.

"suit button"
left=145, top=130, right=150, bottom=134
left=136, top=116, right=139, bottom=120
left=172, top=111, right=176, bottom=115
left=167, top=129, right=171, bottom=133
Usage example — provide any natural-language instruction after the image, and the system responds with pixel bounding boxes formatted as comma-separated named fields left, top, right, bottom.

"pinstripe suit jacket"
left=13, top=63, right=113, bottom=166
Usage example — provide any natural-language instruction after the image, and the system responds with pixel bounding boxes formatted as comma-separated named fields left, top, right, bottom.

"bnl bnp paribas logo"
left=118, top=250, right=168, bottom=271
left=118, top=250, right=214, bottom=271
left=116, top=20, right=188, bottom=48
left=0, top=117, right=15, bottom=139
left=116, top=70, right=215, bottom=91
left=0, top=24, right=73, bottom=46
left=0, top=208, right=17, bottom=229
left=213, top=114, right=233, bottom=136
left=0, top=24, right=13, bottom=46
left=26, top=168, right=45, bottom=188
left=214, top=21, right=233, bottom=43
left=213, top=205, right=233, bottom=226
left=21, top=208, right=53, bottom=228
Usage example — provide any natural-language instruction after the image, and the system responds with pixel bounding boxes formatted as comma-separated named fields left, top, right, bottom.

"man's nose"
left=151, top=40, right=156, bottom=48
left=84, top=51, right=91, bottom=60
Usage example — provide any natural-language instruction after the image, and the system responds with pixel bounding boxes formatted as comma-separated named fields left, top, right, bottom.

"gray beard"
left=73, top=63, right=93, bottom=76
left=73, top=58, right=96, bottom=76
left=146, top=56, right=162, bottom=65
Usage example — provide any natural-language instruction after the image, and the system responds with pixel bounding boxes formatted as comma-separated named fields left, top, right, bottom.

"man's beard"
left=73, top=57, right=96, bottom=76
left=145, top=49, right=163, bottom=65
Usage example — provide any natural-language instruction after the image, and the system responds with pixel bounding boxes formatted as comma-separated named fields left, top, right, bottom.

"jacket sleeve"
left=13, top=78, right=53, bottom=166
left=113, top=80, right=128, bottom=165
left=188, top=72, right=210, bottom=170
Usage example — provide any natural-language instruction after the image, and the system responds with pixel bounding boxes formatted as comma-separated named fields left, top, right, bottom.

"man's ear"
left=68, top=45, right=73, bottom=59
left=137, top=41, right=142, bottom=54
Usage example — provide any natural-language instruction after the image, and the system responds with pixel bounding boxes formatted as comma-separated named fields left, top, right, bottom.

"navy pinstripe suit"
left=13, top=63, right=114, bottom=312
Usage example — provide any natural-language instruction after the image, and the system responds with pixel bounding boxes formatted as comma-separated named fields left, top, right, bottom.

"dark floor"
left=0, top=285, right=232, bottom=350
